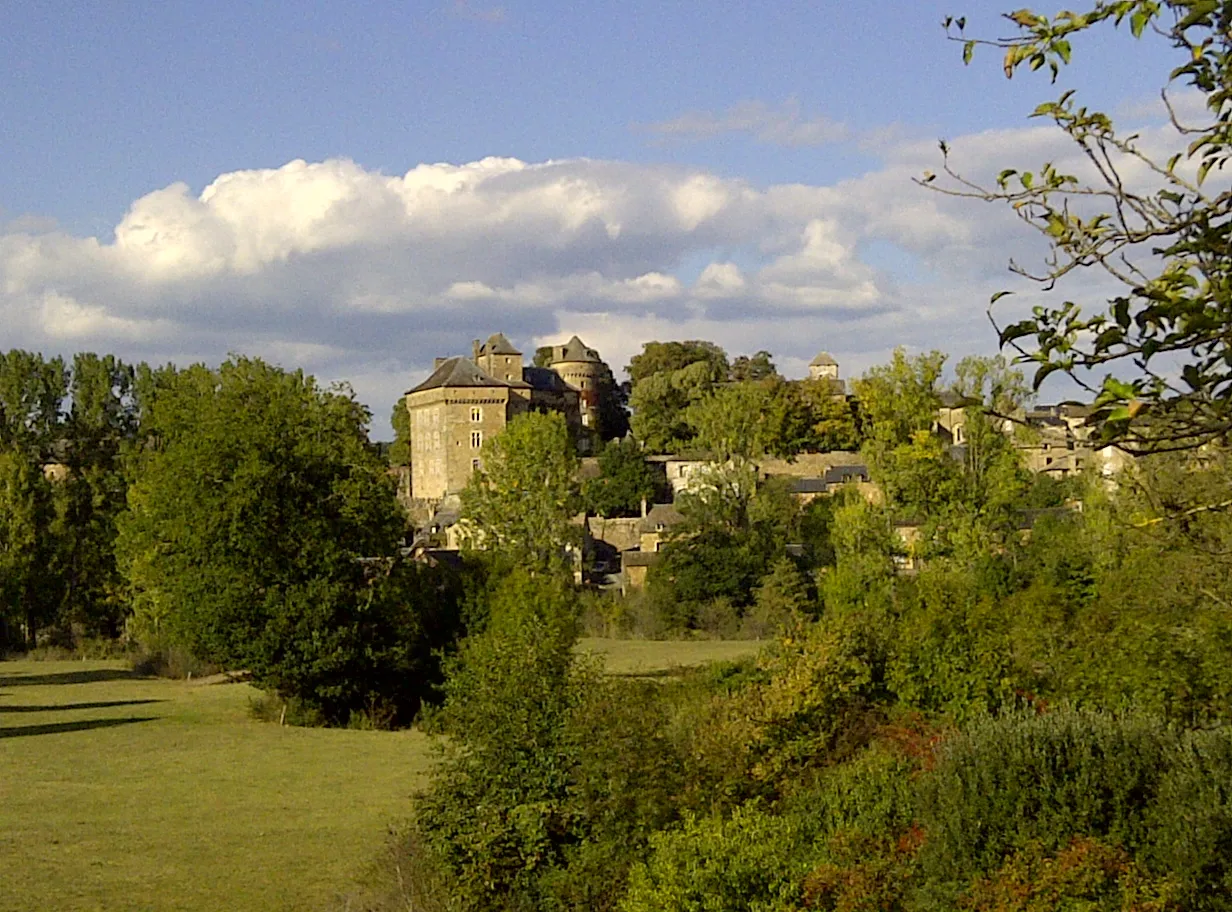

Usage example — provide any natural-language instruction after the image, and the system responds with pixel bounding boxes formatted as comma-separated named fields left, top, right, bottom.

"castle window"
left=470, top=406, right=482, bottom=422
left=472, top=458, right=481, bottom=471
left=471, top=431, right=482, bottom=448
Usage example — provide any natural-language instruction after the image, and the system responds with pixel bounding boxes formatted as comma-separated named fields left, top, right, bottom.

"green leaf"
left=963, top=40, right=975, bottom=64
left=990, top=290, right=1016, bottom=305
left=1054, top=39, right=1071, bottom=64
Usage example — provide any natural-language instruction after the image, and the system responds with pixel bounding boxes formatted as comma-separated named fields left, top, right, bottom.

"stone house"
left=405, top=333, right=607, bottom=509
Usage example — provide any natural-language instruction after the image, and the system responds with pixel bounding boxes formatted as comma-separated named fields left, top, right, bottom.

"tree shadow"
left=0, top=669, right=141, bottom=687
left=0, top=699, right=165, bottom=714
left=0, top=716, right=158, bottom=739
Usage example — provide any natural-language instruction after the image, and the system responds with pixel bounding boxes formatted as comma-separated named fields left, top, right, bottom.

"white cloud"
left=2, top=109, right=1178, bottom=434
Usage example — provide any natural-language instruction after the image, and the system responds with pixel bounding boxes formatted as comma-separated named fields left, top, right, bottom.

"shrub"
left=917, top=709, right=1177, bottom=889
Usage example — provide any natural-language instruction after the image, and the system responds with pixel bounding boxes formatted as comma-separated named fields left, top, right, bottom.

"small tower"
left=808, top=351, right=839, bottom=381
left=549, top=335, right=604, bottom=430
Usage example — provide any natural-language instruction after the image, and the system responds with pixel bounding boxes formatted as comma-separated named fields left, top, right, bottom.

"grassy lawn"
left=0, top=641, right=758, bottom=910
left=0, top=660, right=434, bottom=912
left=578, top=637, right=764, bottom=676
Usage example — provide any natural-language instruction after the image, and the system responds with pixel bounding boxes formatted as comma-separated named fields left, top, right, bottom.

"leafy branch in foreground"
left=924, top=1, right=1232, bottom=452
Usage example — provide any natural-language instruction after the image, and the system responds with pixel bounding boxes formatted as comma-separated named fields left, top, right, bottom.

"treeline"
left=0, top=350, right=468, bottom=724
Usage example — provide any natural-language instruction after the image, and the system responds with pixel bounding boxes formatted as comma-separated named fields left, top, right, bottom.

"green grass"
left=0, top=641, right=760, bottom=910
left=0, top=659, right=434, bottom=912
left=578, top=637, right=764, bottom=676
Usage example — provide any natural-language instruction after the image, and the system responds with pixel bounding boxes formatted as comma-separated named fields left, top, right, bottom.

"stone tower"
left=808, top=351, right=839, bottom=381
left=548, top=335, right=604, bottom=430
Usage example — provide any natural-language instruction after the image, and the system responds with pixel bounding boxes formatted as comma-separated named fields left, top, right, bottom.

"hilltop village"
left=398, top=332, right=1134, bottom=586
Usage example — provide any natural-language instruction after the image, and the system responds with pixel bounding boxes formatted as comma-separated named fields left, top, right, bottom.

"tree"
left=0, top=448, right=58, bottom=651
left=932, top=2, right=1232, bottom=451
left=729, top=350, right=779, bottom=382
left=388, top=398, right=411, bottom=468
left=798, top=379, right=861, bottom=452
left=117, top=357, right=420, bottom=722
left=0, top=350, right=67, bottom=458
left=460, top=410, right=581, bottom=569
left=581, top=437, right=663, bottom=517
left=626, top=340, right=729, bottom=386
left=684, top=379, right=816, bottom=460
left=628, top=360, right=722, bottom=453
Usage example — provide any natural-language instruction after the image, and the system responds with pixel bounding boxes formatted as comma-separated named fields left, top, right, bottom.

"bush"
left=917, top=709, right=1177, bottom=890
left=131, top=642, right=220, bottom=679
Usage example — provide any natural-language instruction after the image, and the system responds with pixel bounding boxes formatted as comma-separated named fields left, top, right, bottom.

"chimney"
left=433, top=357, right=447, bottom=370
left=472, top=340, right=482, bottom=364
left=640, top=497, right=648, bottom=518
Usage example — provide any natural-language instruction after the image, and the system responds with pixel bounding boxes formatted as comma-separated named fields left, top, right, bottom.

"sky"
left=0, top=0, right=1191, bottom=436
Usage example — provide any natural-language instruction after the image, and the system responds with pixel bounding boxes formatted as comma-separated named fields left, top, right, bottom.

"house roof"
left=639, top=503, right=685, bottom=532
left=408, top=357, right=510, bottom=393
left=482, top=332, right=521, bottom=355
left=810, top=351, right=838, bottom=366
left=554, top=335, right=601, bottom=363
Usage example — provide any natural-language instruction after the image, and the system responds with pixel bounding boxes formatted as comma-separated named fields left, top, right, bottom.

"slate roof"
left=639, top=503, right=685, bottom=533
left=408, top=357, right=509, bottom=393
left=810, top=351, right=838, bottom=366
left=554, top=335, right=601, bottom=363
left=523, top=365, right=573, bottom=392
left=482, top=332, right=521, bottom=355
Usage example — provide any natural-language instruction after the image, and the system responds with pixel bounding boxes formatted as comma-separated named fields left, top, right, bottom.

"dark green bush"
left=917, top=709, right=1177, bottom=888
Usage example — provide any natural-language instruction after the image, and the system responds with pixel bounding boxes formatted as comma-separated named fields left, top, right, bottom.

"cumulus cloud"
left=641, top=98, right=849, bottom=147
left=2, top=106, right=1183, bottom=434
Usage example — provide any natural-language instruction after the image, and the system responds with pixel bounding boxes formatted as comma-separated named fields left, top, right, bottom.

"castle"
left=404, top=333, right=608, bottom=502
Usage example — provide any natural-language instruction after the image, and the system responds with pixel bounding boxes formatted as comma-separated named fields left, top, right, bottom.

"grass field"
left=0, top=660, right=435, bottom=912
left=578, top=637, right=764, bottom=675
left=0, top=640, right=762, bottom=911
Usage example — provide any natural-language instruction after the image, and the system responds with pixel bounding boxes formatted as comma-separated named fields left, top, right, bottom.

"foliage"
left=628, top=360, right=724, bottom=453
left=417, top=570, right=687, bottom=911
left=582, top=436, right=663, bottom=517
left=626, top=340, right=730, bottom=387
left=935, top=2, right=1232, bottom=451
left=619, top=805, right=814, bottom=912
left=729, top=350, right=779, bottom=382
left=798, top=378, right=861, bottom=451
left=460, top=410, right=581, bottom=570
left=0, top=447, right=58, bottom=651
left=388, top=398, right=410, bottom=468
left=116, top=356, right=427, bottom=723
left=684, top=379, right=817, bottom=460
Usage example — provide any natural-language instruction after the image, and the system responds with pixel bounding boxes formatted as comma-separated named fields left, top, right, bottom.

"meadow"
left=0, top=640, right=762, bottom=911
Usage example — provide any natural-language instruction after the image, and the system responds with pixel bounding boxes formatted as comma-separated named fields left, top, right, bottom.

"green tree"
left=460, top=410, right=581, bottom=569
left=684, top=379, right=816, bottom=460
left=934, top=2, right=1232, bottom=451
left=626, top=340, right=729, bottom=386
left=581, top=437, right=662, bottom=517
left=117, top=357, right=417, bottom=722
left=388, top=398, right=411, bottom=468
left=629, top=360, right=722, bottom=454
left=0, top=448, right=58, bottom=651
left=798, top=379, right=861, bottom=451
left=0, top=350, right=68, bottom=458
left=729, top=350, right=779, bottom=382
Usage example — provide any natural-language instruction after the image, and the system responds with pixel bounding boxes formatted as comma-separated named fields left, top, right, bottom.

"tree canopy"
left=116, top=356, right=424, bottom=722
left=460, top=410, right=581, bottom=570
left=932, top=1, right=1232, bottom=451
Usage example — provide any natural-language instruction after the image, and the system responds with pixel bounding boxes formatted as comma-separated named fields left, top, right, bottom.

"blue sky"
left=0, top=0, right=1187, bottom=433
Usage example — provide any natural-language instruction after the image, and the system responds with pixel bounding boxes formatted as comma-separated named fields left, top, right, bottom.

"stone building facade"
left=405, top=332, right=600, bottom=504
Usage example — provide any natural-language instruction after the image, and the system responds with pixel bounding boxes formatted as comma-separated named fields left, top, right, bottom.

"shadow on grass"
left=0, top=716, right=158, bottom=739
left=0, top=699, right=165, bottom=714
left=0, top=669, right=141, bottom=687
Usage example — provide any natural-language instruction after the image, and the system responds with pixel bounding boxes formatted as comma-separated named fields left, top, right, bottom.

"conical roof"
left=810, top=351, right=837, bottom=366
left=482, top=333, right=521, bottom=355
left=554, top=335, right=601, bottom=363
